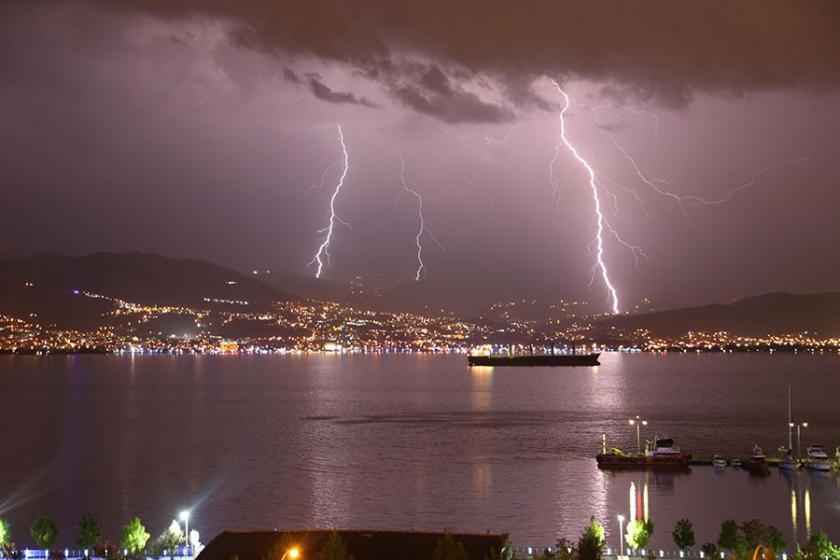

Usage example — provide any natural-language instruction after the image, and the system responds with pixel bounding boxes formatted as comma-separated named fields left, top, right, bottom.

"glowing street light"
left=179, top=511, right=191, bottom=555
left=618, top=515, right=626, bottom=559
left=629, top=416, right=648, bottom=454
left=790, top=422, right=808, bottom=459
left=281, top=548, right=300, bottom=560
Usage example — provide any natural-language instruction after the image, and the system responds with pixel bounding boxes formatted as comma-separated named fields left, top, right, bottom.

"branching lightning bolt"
left=590, top=104, right=810, bottom=214
left=396, top=147, right=428, bottom=281
left=550, top=79, right=621, bottom=314
left=394, top=148, right=446, bottom=280
left=309, top=124, right=350, bottom=279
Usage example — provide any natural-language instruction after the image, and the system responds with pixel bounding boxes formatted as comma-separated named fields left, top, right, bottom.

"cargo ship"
left=596, top=438, right=691, bottom=470
left=467, top=353, right=600, bottom=367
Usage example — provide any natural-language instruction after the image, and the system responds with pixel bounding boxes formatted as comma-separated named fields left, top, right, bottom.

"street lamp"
left=281, top=548, right=300, bottom=560
left=790, top=422, right=808, bottom=459
left=179, top=511, right=190, bottom=555
left=629, top=416, right=648, bottom=454
left=618, top=515, right=625, bottom=559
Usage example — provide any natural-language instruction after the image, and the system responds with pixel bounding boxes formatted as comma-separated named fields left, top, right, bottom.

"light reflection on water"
left=0, top=352, right=838, bottom=548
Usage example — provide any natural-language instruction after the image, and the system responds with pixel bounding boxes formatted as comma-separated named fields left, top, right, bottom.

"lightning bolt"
left=550, top=79, right=621, bottom=314
left=309, top=124, right=350, bottom=279
left=395, top=148, right=446, bottom=280
left=590, top=104, right=810, bottom=213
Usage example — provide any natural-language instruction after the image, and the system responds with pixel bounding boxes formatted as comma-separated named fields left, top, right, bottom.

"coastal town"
left=2, top=291, right=838, bottom=355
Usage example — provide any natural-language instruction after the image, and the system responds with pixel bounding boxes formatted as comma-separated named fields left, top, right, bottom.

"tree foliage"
left=77, top=515, right=101, bottom=549
left=718, top=519, right=786, bottom=560
left=718, top=520, right=743, bottom=555
left=798, top=532, right=840, bottom=560
left=30, top=516, right=58, bottom=549
left=121, top=517, right=150, bottom=556
left=318, top=532, right=354, bottom=560
left=578, top=517, right=606, bottom=560
left=672, top=519, right=696, bottom=551
left=0, top=519, right=10, bottom=545
left=432, top=534, right=470, bottom=560
left=150, top=520, right=184, bottom=557
left=626, top=520, right=654, bottom=551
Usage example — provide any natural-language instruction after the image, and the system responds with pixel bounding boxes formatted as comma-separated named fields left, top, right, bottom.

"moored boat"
left=806, top=444, right=832, bottom=471
left=712, top=455, right=727, bottom=469
left=467, top=353, right=600, bottom=367
left=596, top=438, right=691, bottom=470
left=732, top=458, right=743, bottom=468
left=745, top=444, right=769, bottom=475
left=778, top=447, right=798, bottom=471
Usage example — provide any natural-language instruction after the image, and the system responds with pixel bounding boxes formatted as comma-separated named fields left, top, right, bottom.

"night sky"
left=2, top=1, right=840, bottom=312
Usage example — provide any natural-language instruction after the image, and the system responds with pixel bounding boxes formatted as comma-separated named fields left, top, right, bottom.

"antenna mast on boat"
left=787, top=386, right=793, bottom=451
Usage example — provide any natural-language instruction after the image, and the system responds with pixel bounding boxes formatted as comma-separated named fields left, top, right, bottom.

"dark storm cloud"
left=284, top=68, right=378, bottom=107
left=88, top=0, right=840, bottom=117
left=388, top=64, right=514, bottom=124
left=308, top=74, right=378, bottom=108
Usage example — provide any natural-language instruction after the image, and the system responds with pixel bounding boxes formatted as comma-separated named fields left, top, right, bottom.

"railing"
left=2, top=546, right=195, bottom=560
left=512, top=547, right=799, bottom=560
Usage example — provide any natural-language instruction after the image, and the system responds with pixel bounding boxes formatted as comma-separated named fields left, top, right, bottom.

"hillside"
left=599, top=292, right=840, bottom=338
left=0, top=253, right=294, bottom=329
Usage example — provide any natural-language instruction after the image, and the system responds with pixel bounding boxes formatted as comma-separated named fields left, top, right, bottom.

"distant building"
left=217, top=340, right=239, bottom=353
left=197, top=529, right=509, bottom=560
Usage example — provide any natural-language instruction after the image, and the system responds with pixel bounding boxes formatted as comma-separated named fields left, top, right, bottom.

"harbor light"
left=629, top=416, right=648, bottom=454
left=179, top=510, right=191, bottom=553
left=282, top=548, right=300, bottom=560
left=617, top=515, right=625, bottom=559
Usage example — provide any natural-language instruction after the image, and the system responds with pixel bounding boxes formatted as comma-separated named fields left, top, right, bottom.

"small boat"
left=778, top=447, right=798, bottom=471
left=745, top=445, right=769, bottom=475
left=596, top=437, right=691, bottom=470
left=778, top=388, right=798, bottom=471
left=806, top=444, right=832, bottom=471
left=732, top=458, right=743, bottom=468
left=712, top=455, right=727, bottom=469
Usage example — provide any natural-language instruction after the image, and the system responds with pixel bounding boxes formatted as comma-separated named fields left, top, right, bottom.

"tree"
left=151, top=520, right=184, bottom=557
left=121, top=517, right=150, bottom=556
left=578, top=517, right=606, bottom=560
left=765, top=527, right=786, bottom=553
left=718, top=520, right=744, bottom=557
left=30, top=516, right=57, bottom=549
left=77, top=515, right=101, bottom=549
left=801, top=532, right=840, bottom=560
left=318, top=532, right=354, bottom=560
left=740, top=520, right=785, bottom=554
left=672, top=519, right=695, bottom=551
left=626, top=520, right=654, bottom=551
left=554, top=537, right=575, bottom=560
left=432, top=534, right=470, bottom=560
left=0, top=519, right=10, bottom=545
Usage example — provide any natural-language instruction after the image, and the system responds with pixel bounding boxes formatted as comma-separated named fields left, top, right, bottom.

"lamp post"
left=179, top=511, right=190, bottom=556
left=618, top=515, right=625, bottom=559
left=790, top=422, right=808, bottom=459
left=629, top=416, right=648, bottom=454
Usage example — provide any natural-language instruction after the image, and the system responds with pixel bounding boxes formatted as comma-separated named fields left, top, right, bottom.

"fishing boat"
left=712, top=455, right=727, bottom=469
left=806, top=444, right=832, bottom=471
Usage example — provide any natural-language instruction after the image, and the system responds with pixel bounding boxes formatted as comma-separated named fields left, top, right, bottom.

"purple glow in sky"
left=1, top=1, right=839, bottom=312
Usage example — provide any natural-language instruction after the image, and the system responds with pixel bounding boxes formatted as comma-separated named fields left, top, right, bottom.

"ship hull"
left=596, top=453, right=691, bottom=471
left=467, top=353, right=600, bottom=367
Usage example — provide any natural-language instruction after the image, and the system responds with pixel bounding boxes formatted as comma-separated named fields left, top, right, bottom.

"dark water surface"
left=1, top=353, right=839, bottom=549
